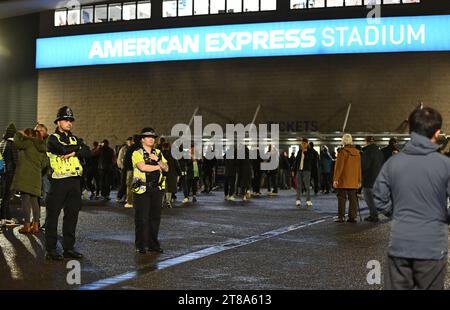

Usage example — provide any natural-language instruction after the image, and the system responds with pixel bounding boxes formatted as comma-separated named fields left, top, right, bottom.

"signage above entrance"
left=36, top=14, right=449, bottom=68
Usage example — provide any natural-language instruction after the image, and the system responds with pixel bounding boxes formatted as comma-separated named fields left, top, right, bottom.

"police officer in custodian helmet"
left=132, top=127, right=168, bottom=254
left=45, top=106, right=91, bottom=261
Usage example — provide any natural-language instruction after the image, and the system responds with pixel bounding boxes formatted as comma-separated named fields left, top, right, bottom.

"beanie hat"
left=3, top=123, right=17, bottom=139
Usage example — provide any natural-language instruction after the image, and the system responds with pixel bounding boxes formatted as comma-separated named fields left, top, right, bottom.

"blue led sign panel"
left=36, top=15, right=450, bottom=68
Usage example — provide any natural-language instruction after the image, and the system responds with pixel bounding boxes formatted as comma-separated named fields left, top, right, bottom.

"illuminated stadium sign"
left=36, top=14, right=450, bottom=68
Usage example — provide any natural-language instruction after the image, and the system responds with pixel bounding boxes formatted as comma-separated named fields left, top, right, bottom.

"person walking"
left=132, top=128, right=168, bottom=254
left=374, top=107, right=450, bottom=290
left=45, top=106, right=91, bottom=261
left=266, top=145, right=279, bottom=196
left=361, top=136, right=384, bottom=222
left=333, top=134, right=362, bottom=223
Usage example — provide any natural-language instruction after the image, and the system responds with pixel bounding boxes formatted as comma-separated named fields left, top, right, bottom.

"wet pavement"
left=0, top=189, right=448, bottom=290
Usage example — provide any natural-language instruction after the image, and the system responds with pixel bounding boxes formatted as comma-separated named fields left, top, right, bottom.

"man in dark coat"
left=98, top=139, right=116, bottom=200
left=309, top=142, right=320, bottom=194
left=162, top=142, right=181, bottom=208
left=251, top=148, right=263, bottom=196
left=361, top=136, right=385, bottom=222
left=381, top=137, right=399, bottom=162
left=237, top=145, right=252, bottom=201
left=293, top=139, right=314, bottom=208
left=288, top=151, right=296, bottom=189
left=224, top=147, right=238, bottom=201
left=179, top=146, right=202, bottom=203
left=278, top=151, right=290, bottom=190
left=202, top=146, right=217, bottom=194
left=86, top=141, right=101, bottom=199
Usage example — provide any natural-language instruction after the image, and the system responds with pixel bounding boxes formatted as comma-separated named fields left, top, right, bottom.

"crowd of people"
left=1, top=105, right=450, bottom=290
left=1, top=115, right=448, bottom=229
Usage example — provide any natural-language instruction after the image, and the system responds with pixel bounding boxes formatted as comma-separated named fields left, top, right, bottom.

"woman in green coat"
left=11, top=129, right=48, bottom=234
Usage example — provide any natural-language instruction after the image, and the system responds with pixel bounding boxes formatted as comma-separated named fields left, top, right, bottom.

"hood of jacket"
left=402, top=132, right=439, bottom=156
left=342, top=145, right=360, bottom=156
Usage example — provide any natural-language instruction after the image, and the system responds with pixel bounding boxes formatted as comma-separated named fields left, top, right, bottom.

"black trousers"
left=321, top=173, right=332, bottom=193
left=117, top=168, right=127, bottom=199
left=0, top=171, right=14, bottom=220
left=311, top=169, right=319, bottom=194
left=386, top=255, right=447, bottom=290
left=337, top=189, right=358, bottom=220
left=45, top=177, right=82, bottom=251
left=252, top=170, right=262, bottom=194
left=267, top=171, right=278, bottom=193
left=134, top=189, right=163, bottom=250
left=240, top=175, right=251, bottom=195
left=99, top=168, right=112, bottom=198
left=202, top=170, right=213, bottom=193
left=224, top=175, right=236, bottom=197
left=183, top=177, right=199, bottom=198
left=86, top=167, right=99, bottom=195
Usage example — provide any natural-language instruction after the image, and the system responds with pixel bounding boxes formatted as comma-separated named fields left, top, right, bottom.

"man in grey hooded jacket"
left=373, top=107, right=450, bottom=290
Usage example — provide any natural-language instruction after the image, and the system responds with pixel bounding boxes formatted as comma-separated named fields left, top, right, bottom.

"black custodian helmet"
left=54, top=106, right=75, bottom=124
left=139, top=127, right=158, bottom=138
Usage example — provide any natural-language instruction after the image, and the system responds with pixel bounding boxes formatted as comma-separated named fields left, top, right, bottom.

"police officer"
left=45, top=106, right=90, bottom=261
left=132, top=128, right=168, bottom=254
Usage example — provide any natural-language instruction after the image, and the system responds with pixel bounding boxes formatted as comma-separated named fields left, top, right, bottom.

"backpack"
left=0, top=151, right=4, bottom=174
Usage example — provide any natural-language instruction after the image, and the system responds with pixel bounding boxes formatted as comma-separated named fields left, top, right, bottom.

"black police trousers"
left=134, top=188, right=163, bottom=250
left=45, top=177, right=82, bottom=251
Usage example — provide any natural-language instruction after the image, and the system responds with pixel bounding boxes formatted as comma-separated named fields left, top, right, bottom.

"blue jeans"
left=296, top=171, right=311, bottom=201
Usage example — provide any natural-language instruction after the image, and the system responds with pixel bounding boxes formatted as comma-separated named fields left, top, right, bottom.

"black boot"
left=45, top=250, right=64, bottom=261
left=63, top=250, right=84, bottom=259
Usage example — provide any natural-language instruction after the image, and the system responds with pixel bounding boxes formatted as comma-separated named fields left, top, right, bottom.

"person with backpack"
left=0, top=123, right=19, bottom=227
